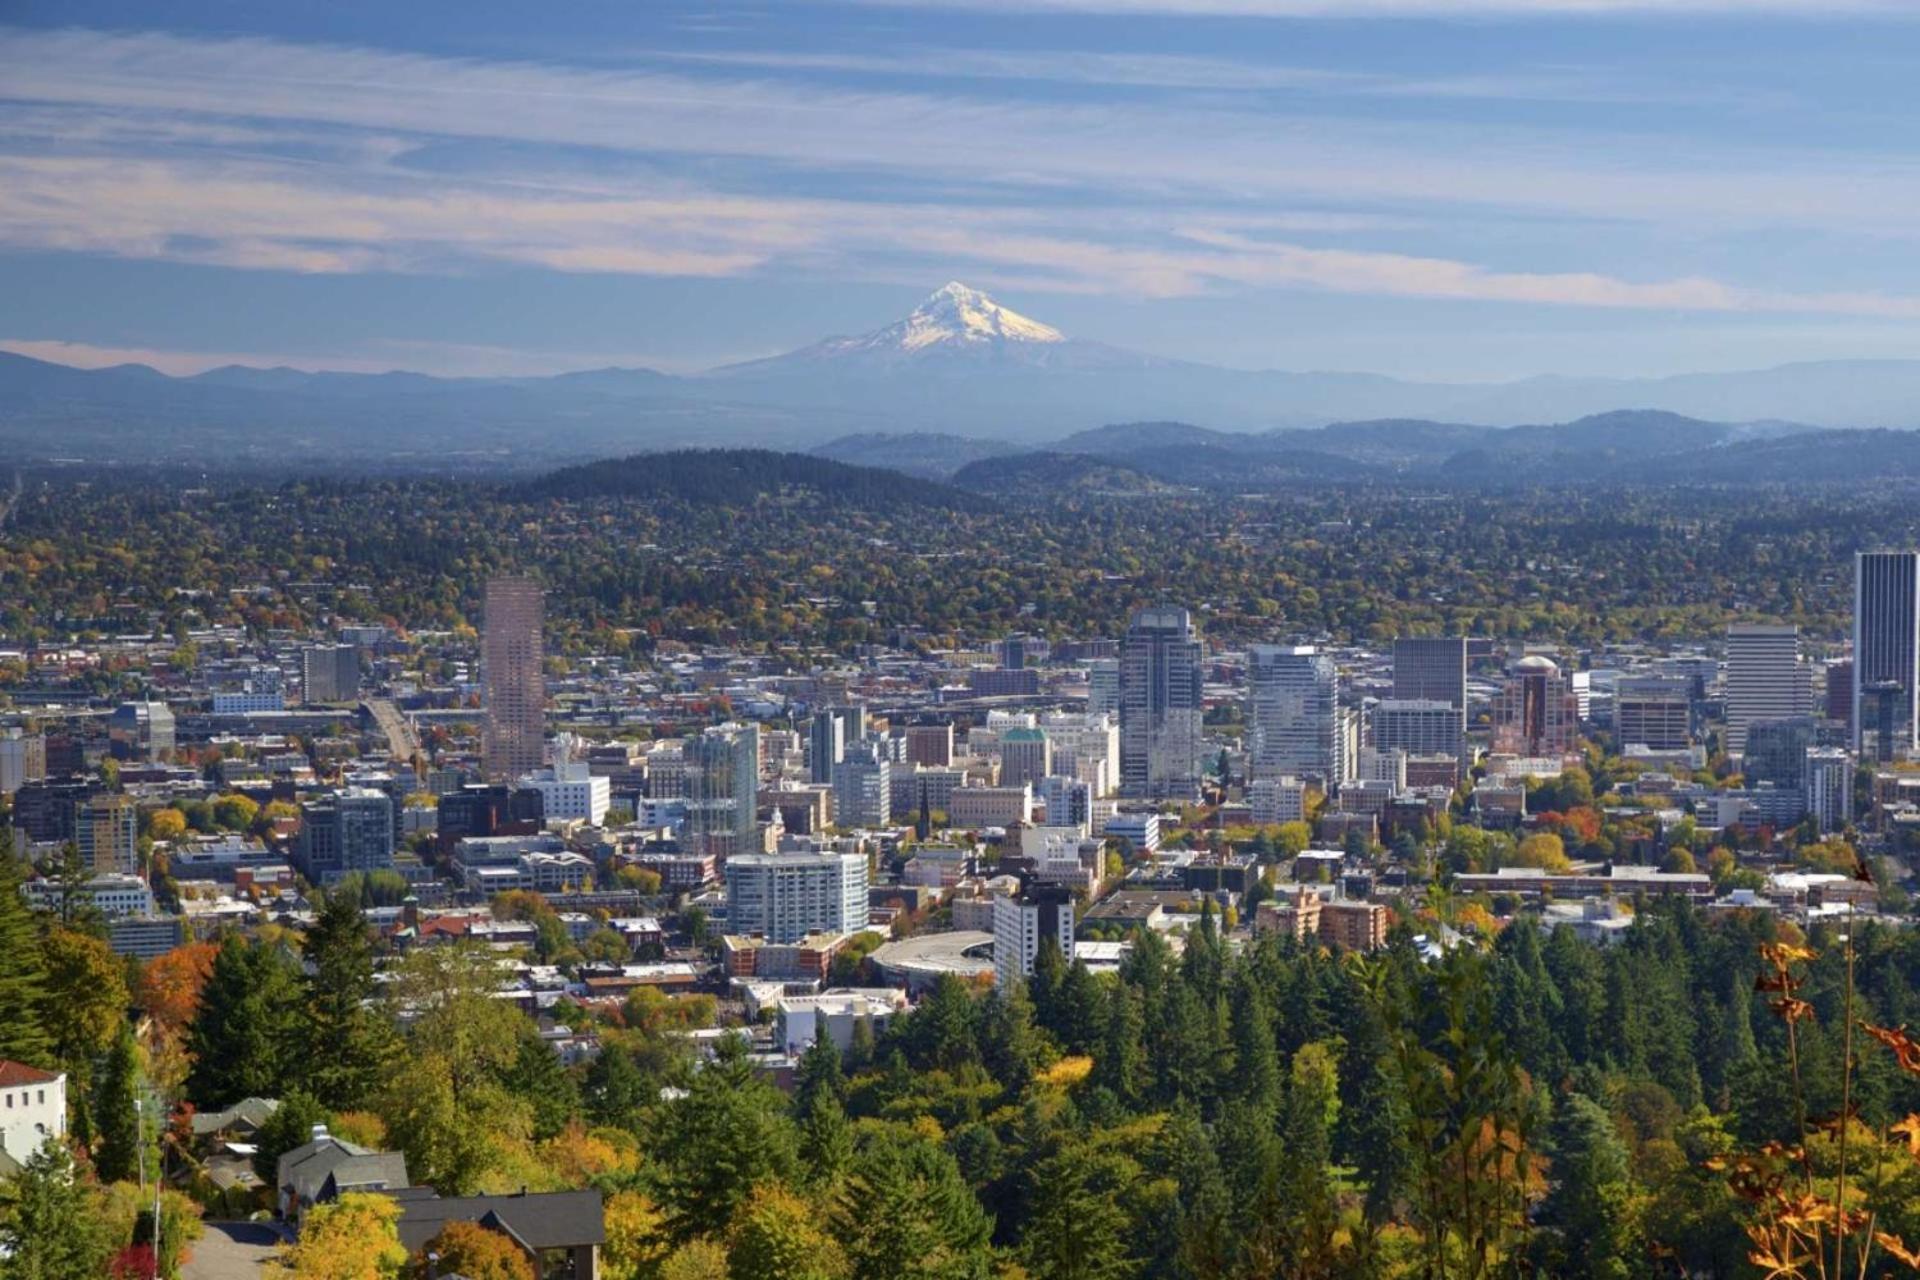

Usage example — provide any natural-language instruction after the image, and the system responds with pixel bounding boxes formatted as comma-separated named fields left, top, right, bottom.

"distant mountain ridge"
left=815, top=410, right=1824, bottom=484
left=7, top=281, right=1920, bottom=466
left=941, top=409, right=1880, bottom=490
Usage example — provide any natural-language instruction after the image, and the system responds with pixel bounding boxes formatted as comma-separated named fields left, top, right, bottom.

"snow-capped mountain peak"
left=708, top=280, right=1158, bottom=379
left=792, top=282, right=1068, bottom=361
left=892, top=281, right=1066, bottom=350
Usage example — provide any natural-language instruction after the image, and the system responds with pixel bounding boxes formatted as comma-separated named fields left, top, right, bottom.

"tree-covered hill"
left=518, top=448, right=972, bottom=511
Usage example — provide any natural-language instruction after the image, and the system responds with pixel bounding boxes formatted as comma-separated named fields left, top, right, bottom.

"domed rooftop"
left=1514, top=654, right=1559, bottom=675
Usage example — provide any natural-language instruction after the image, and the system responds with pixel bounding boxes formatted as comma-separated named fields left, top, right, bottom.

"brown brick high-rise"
left=482, top=575, right=545, bottom=781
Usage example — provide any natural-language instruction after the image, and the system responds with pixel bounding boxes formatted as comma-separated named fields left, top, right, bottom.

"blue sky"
left=2, top=0, right=1919, bottom=379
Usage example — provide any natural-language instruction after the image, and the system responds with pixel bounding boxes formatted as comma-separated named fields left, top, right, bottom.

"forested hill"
left=518, top=448, right=969, bottom=510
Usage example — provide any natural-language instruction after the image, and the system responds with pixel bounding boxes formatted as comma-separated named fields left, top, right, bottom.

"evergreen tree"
left=1018, top=1143, right=1137, bottom=1280
left=1535, top=1092, right=1641, bottom=1280
left=1340, top=1051, right=1412, bottom=1227
left=502, top=1033, right=579, bottom=1141
left=1544, top=923, right=1607, bottom=1067
left=978, top=981, right=1041, bottom=1097
left=300, top=891, right=398, bottom=1110
left=844, top=1013, right=875, bottom=1074
left=1091, top=984, right=1145, bottom=1106
left=1181, top=899, right=1224, bottom=1000
left=93, top=1019, right=143, bottom=1184
left=798, top=1087, right=853, bottom=1189
left=1151, top=984, right=1216, bottom=1107
left=0, top=1139, right=111, bottom=1277
left=840, top=1128, right=993, bottom=1280
left=914, top=973, right=980, bottom=1071
left=1711, top=976, right=1758, bottom=1103
left=0, top=852, right=52, bottom=1068
left=1220, top=1097, right=1288, bottom=1276
left=1275, top=1041, right=1343, bottom=1272
left=187, top=936, right=302, bottom=1107
left=1155, top=1107, right=1232, bottom=1280
left=584, top=1040, right=649, bottom=1130
left=1492, top=917, right=1569, bottom=1084
left=653, top=1035, right=799, bottom=1241
left=1228, top=979, right=1281, bottom=1113
left=1056, top=961, right=1110, bottom=1057
left=1029, top=937, right=1067, bottom=1038
left=792, top=1029, right=844, bottom=1118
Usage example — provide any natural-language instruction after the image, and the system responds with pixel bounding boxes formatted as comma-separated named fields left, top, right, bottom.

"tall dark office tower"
left=1853, top=551, right=1920, bottom=760
left=1392, top=636, right=1468, bottom=763
left=808, top=705, right=865, bottom=785
left=482, top=575, right=546, bottom=781
left=807, top=709, right=845, bottom=785
left=1119, top=605, right=1203, bottom=799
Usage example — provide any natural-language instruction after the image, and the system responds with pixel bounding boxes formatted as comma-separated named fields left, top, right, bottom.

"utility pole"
left=150, top=1093, right=163, bottom=1280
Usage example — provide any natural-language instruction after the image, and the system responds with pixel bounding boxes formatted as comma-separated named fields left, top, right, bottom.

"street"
left=181, top=1221, right=282, bottom=1280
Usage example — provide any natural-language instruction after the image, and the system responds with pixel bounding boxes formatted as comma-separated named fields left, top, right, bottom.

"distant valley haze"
left=7, top=281, right=1920, bottom=472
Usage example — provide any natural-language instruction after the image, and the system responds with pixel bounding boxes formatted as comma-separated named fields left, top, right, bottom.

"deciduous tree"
left=268, top=1192, right=407, bottom=1280
left=416, top=1221, right=533, bottom=1280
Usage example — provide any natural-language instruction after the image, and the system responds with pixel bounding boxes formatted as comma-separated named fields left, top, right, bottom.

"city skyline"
left=12, top=4, right=1920, bottom=1272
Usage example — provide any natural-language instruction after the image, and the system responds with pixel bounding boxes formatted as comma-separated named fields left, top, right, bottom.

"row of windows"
left=3, top=1089, right=49, bottom=1109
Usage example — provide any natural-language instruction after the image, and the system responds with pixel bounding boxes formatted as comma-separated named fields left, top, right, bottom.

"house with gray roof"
left=393, top=1189, right=605, bottom=1280
left=275, top=1125, right=410, bottom=1223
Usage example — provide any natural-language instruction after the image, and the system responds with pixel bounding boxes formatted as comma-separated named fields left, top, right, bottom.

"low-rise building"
left=1103, top=812, right=1161, bottom=852
left=461, top=850, right=594, bottom=895
left=521, top=760, right=611, bottom=826
left=0, top=1060, right=66, bottom=1172
left=948, top=784, right=1033, bottom=829
left=21, top=873, right=154, bottom=918
left=776, top=988, right=908, bottom=1055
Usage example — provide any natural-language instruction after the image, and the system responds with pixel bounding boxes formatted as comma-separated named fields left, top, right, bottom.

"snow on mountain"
left=796, top=282, right=1065, bottom=359
left=710, top=282, right=1130, bottom=376
left=875, top=281, right=1064, bottom=352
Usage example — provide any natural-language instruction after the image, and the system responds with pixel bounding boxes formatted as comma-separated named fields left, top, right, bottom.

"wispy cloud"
left=0, top=338, right=393, bottom=376
left=0, top=336, right=721, bottom=378
left=6, top=148, right=1920, bottom=323
left=2, top=23, right=1918, bottom=329
left=655, top=45, right=1750, bottom=108
left=0, top=155, right=817, bottom=277
left=4, top=26, right=1913, bottom=234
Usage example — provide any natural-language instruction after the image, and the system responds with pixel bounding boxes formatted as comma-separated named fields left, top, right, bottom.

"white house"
left=0, top=1061, right=67, bottom=1171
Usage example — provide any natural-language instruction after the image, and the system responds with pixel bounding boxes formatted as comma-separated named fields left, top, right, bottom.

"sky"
left=2, top=1, right=1919, bottom=380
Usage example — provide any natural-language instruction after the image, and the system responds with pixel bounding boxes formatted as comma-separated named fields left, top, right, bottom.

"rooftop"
left=0, top=1061, right=61, bottom=1088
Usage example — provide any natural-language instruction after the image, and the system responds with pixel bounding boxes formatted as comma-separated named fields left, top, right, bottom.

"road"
left=361, top=697, right=421, bottom=765
left=182, top=1221, right=283, bottom=1280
